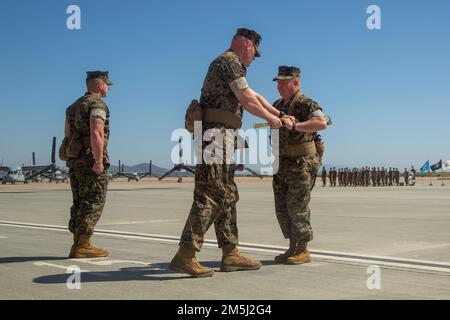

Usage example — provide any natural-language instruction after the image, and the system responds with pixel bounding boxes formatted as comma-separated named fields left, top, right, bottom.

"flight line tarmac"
left=0, top=177, right=449, bottom=299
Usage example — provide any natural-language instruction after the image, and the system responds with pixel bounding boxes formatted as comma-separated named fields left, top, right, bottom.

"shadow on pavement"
left=32, top=259, right=276, bottom=284
left=260, top=260, right=280, bottom=266
left=33, top=261, right=223, bottom=283
left=0, top=256, right=69, bottom=264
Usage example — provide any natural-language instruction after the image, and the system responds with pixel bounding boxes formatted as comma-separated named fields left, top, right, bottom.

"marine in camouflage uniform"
left=404, top=168, right=409, bottom=186
left=272, top=66, right=327, bottom=265
left=171, top=28, right=280, bottom=277
left=178, top=51, right=244, bottom=254
left=332, top=167, right=337, bottom=187
left=380, top=168, right=384, bottom=186
left=321, top=167, right=327, bottom=187
left=328, top=168, right=332, bottom=186
left=65, top=71, right=112, bottom=258
left=371, top=167, right=376, bottom=186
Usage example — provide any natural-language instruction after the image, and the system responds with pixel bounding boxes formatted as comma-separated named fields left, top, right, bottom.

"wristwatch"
left=278, top=111, right=286, bottom=118
left=94, top=159, right=102, bottom=165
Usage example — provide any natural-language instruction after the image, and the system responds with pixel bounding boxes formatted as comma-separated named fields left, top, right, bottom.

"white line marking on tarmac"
left=33, top=262, right=90, bottom=272
left=98, top=219, right=179, bottom=226
left=0, top=236, right=7, bottom=239
left=71, top=258, right=151, bottom=267
left=2, top=220, right=450, bottom=275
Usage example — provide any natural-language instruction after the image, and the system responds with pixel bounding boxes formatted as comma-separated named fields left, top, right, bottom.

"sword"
left=253, top=123, right=271, bottom=129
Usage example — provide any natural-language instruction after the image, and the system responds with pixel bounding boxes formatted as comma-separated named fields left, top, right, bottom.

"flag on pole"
left=430, top=160, right=443, bottom=172
left=420, top=160, right=430, bottom=173
left=443, top=160, right=450, bottom=170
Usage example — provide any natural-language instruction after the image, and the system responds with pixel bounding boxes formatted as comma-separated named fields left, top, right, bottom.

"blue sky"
left=0, top=0, right=449, bottom=170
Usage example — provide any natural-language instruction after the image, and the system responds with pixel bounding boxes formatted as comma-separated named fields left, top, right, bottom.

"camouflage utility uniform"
left=179, top=50, right=245, bottom=251
left=272, top=91, right=324, bottom=243
left=321, top=167, right=327, bottom=187
left=67, top=92, right=110, bottom=236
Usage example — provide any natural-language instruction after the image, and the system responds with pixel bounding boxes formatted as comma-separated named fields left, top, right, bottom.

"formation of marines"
left=322, top=167, right=415, bottom=187
left=60, top=28, right=328, bottom=278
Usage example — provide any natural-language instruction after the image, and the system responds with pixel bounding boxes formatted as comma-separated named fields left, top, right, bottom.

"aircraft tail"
left=51, top=137, right=56, bottom=165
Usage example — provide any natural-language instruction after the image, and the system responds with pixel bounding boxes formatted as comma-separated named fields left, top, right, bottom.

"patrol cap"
left=86, top=71, right=113, bottom=85
left=273, top=66, right=301, bottom=81
left=235, top=28, right=262, bottom=57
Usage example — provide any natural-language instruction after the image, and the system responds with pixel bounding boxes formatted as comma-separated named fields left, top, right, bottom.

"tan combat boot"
left=274, top=239, right=297, bottom=263
left=286, top=241, right=311, bottom=265
left=72, top=234, right=109, bottom=258
left=169, top=246, right=214, bottom=278
left=68, top=234, right=79, bottom=258
left=220, top=244, right=262, bottom=272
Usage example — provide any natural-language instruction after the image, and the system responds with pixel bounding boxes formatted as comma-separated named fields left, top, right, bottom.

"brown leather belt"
left=281, top=142, right=317, bottom=158
left=203, top=109, right=242, bottom=129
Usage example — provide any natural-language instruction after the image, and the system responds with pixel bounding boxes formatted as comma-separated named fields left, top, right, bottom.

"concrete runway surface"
left=0, top=177, right=449, bottom=300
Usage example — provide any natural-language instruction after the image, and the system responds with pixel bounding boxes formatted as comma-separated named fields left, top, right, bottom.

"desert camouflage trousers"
left=272, top=153, right=320, bottom=242
left=68, top=160, right=109, bottom=236
left=179, top=163, right=239, bottom=251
